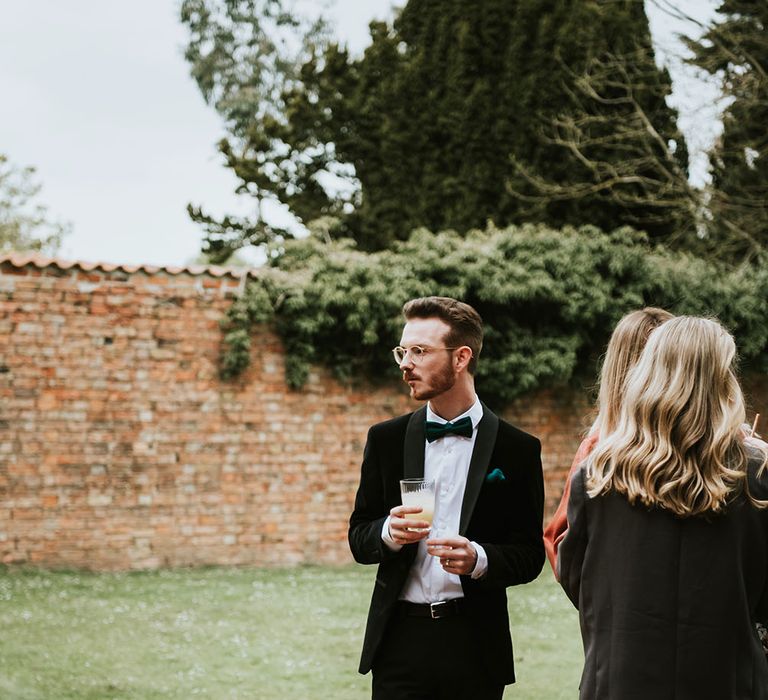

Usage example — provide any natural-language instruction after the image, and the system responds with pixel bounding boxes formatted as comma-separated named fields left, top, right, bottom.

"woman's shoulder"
left=570, top=433, right=600, bottom=484
left=581, top=431, right=600, bottom=453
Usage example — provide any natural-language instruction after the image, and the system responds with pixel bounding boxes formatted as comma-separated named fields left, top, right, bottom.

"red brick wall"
left=0, top=258, right=629, bottom=570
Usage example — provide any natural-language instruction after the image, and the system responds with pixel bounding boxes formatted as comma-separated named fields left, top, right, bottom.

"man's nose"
left=399, top=352, right=414, bottom=370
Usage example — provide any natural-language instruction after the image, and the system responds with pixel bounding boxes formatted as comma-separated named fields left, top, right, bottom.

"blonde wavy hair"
left=586, top=316, right=765, bottom=517
left=591, top=307, right=674, bottom=437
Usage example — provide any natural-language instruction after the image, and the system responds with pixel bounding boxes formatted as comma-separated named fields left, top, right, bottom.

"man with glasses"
left=349, top=296, right=545, bottom=699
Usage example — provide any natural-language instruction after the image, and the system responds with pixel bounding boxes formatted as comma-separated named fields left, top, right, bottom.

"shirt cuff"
left=381, top=516, right=403, bottom=551
left=470, top=542, right=488, bottom=579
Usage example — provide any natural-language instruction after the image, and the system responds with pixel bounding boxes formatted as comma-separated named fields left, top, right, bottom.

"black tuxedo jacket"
left=348, top=403, right=545, bottom=684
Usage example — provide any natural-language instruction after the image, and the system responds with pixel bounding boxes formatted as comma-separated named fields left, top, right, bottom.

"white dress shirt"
left=382, top=397, right=489, bottom=603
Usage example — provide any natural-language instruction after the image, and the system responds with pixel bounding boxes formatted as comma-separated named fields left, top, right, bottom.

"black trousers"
left=371, top=605, right=506, bottom=700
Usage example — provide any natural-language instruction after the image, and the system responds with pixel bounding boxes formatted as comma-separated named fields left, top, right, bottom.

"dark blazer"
left=559, top=457, right=768, bottom=700
left=348, top=403, right=545, bottom=684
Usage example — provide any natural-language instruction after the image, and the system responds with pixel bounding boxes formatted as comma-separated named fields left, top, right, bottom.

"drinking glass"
left=399, top=478, right=435, bottom=532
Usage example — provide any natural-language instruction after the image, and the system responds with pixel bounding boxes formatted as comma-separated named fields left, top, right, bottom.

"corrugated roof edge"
left=0, top=252, right=250, bottom=279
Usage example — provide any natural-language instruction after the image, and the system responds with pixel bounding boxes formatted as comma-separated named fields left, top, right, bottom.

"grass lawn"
left=0, top=564, right=582, bottom=699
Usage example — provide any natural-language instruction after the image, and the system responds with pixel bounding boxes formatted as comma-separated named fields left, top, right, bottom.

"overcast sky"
left=0, top=0, right=719, bottom=267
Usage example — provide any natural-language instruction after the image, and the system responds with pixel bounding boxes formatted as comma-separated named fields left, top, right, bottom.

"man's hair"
left=402, top=296, right=483, bottom=374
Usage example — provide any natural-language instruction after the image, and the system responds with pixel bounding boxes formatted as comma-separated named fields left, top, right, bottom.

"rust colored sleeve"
left=543, top=432, right=599, bottom=579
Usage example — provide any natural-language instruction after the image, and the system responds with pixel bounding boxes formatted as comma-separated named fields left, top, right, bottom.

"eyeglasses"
left=391, top=345, right=462, bottom=365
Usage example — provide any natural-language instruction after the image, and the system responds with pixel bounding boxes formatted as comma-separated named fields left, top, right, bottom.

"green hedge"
left=221, top=224, right=768, bottom=406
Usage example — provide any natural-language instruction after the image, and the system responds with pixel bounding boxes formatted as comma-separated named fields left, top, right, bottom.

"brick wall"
left=3, top=254, right=725, bottom=571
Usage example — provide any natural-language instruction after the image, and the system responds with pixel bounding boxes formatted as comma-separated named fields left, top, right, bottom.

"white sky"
left=0, top=0, right=719, bottom=267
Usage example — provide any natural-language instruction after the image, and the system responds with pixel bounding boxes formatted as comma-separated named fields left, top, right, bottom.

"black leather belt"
left=398, top=599, right=464, bottom=619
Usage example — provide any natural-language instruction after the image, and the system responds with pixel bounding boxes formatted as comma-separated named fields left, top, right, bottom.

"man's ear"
left=455, top=346, right=473, bottom=372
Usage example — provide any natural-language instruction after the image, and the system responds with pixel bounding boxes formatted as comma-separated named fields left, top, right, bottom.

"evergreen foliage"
left=686, top=1, right=768, bottom=260
left=180, top=0, right=330, bottom=262
left=505, top=0, right=692, bottom=242
left=182, top=0, right=690, bottom=256
left=221, top=225, right=768, bottom=407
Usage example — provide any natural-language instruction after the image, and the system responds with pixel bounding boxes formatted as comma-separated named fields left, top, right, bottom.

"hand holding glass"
left=399, top=478, right=435, bottom=532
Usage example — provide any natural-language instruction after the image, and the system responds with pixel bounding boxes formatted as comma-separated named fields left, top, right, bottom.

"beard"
left=404, top=359, right=455, bottom=401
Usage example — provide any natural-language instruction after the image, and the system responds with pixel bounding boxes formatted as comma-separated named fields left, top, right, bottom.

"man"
left=349, top=296, right=545, bottom=699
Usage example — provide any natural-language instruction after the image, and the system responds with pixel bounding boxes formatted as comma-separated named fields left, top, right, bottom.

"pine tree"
left=182, top=0, right=692, bottom=254
left=321, top=0, right=691, bottom=248
left=687, top=0, right=768, bottom=260
left=504, top=0, right=693, bottom=242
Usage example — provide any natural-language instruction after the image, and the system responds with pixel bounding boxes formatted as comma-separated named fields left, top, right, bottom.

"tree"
left=505, top=0, right=696, bottom=246
left=685, top=0, right=768, bottom=261
left=182, top=0, right=691, bottom=256
left=180, top=0, right=330, bottom=262
left=508, top=47, right=697, bottom=248
left=0, top=153, right=68, bottom=255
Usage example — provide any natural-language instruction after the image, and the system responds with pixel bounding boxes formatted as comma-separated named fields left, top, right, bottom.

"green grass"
left=0, top=565, right=582, bottom=699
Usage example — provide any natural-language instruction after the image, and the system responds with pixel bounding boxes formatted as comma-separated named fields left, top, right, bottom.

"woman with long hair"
left=543, top=307, right=673, bottom=575
left=559, top=316, right=768, bottom=699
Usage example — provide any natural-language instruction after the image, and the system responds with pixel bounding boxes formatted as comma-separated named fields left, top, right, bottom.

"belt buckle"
left=429, top=600, right=448, bottom=619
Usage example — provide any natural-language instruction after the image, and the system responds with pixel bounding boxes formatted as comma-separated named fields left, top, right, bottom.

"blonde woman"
left=543, top=307, right=673, bottom=575
left=559, top=316, right=768, bottom=699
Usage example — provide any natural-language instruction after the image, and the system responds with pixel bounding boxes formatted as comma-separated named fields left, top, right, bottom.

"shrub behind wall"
left=222, top=224, right=768, bottom=408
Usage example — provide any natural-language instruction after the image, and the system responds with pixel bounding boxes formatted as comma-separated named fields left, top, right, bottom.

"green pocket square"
left=486, top=468, right=506, bottom=483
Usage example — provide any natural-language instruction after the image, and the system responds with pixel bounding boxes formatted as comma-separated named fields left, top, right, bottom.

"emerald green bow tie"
left=425, top=416, right=474, bottom=443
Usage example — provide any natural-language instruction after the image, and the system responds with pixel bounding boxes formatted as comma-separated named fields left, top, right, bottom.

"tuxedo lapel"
left=459, top=402, right=499, bottom=536
left=403, top=406, right=427, bottom=478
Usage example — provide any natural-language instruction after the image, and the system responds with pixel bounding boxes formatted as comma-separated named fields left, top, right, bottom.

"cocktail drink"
left=399, top=478, right=436, bottom=532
